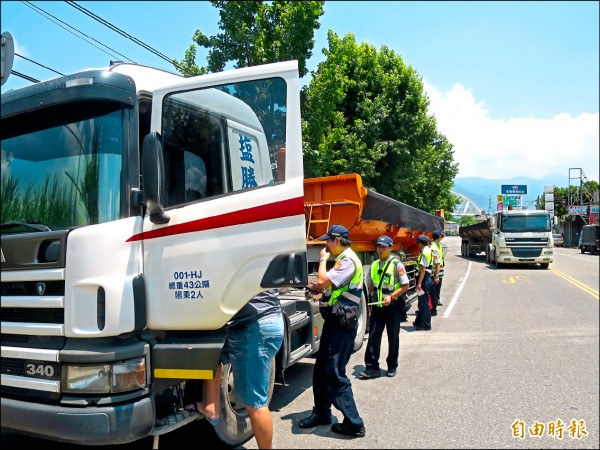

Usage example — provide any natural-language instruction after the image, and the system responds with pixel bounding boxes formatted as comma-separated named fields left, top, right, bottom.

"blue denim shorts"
left=221, top=312, right=284, bottom=408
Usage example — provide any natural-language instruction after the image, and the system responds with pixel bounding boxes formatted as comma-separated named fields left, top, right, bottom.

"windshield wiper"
left=0, top=221, right=52, bottom=232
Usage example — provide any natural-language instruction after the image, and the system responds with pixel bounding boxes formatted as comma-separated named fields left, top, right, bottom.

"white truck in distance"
left=1, top=61, right=310, bottom=447
left=459, top=210, right=554, bottom=268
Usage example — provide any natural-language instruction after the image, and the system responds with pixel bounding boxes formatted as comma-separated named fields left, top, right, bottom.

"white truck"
left=459, top=210, right=554, bottom=268
left=1, top=61, right=314, bottom=447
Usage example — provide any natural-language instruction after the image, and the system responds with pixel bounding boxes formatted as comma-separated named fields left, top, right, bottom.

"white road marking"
left=552, top=251, right=592, bottom=262
left=443, top=260, right=471, bottom=318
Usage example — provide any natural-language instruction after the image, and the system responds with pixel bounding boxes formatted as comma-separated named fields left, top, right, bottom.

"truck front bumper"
left=1, top=395, right=155, bottom=445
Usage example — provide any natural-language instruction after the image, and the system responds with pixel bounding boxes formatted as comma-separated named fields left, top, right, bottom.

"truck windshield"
left=500, top=214, right=550, bottom=233
left=1, top=109, right=123, bottom=232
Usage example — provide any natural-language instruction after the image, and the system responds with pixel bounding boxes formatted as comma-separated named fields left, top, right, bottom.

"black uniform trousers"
left=414, top=273, right=434, bottom=328
left=312, top=317, right=364, bottom=428
left=364, top=299, right=403, bottom=372
left=431, top=276, right=443, bottom=308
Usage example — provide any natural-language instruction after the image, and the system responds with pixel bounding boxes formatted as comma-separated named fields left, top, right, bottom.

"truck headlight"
left=63, top=357, right=146, bottom=394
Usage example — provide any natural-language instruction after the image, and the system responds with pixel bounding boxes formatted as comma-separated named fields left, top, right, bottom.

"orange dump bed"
left=304, top=174, right=444, bottom=256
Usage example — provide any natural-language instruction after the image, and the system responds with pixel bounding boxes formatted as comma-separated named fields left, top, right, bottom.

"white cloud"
left=423, top=81, right=600, bottom=182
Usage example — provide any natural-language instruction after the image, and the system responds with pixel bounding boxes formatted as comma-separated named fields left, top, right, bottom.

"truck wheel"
left=591, top=247, right=597, bottom=255
left=494, top=251, right=502, bottom=269
left=540, top=263, right=549, bottom=269
left=580, top=246, right=585, bottom=254
left=353, top=290, right=368, bottom=352
left=211, top=359, right=275, bottom=446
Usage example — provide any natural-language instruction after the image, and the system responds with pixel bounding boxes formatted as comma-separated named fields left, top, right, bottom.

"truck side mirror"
left=141, top=132, right=170, bottom=224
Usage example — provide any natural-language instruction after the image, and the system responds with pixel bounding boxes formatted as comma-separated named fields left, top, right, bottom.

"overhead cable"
left=65, top=0, right=191, bottom=75
left=10, top=70, right=40, bottom=83
left=16, top=52, right=65, bottom=76
left=21, top=1, right=132, bottom=62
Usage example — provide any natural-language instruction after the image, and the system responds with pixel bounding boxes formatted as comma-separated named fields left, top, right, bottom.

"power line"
left=15, top=52, right=64, bottom=76
left=10, top=70, right=40, bottom=83
left=64, top=0, right=191, bottom=75
left=21, top=1, right=132, bottom=63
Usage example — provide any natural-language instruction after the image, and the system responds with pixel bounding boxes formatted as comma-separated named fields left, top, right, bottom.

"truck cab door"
left=135, top=61, right=306, bottom=330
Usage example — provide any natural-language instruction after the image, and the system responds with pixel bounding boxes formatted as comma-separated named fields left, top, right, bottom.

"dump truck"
left=459, top=210, right=553, bottom=268
left=1, top=60, right=443, bottom=448
left=302, top=173, right=444, bottom=350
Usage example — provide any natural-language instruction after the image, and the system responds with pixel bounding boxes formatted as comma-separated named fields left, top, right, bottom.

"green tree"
left=301, top=31, right=459, bottom=214
left=542, top=181, right=600, bottom=218
left=176, top=1, right=325, bottom=78
left=457, top=216, right=479, bottom=227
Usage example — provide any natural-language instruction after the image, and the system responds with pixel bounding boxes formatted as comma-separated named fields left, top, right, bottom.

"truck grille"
left=1, top=269, right=66, bottom=401
left=1, top=307, right=64, bottom=323
left=505, top=237, right=548, bottom=258
left=1, top=280, right=64, bottom=296
left=511, top=248, right=543, bottom=258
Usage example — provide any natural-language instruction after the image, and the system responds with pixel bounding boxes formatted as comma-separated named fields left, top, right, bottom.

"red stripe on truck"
left=126, top=196, right=304, bottom=242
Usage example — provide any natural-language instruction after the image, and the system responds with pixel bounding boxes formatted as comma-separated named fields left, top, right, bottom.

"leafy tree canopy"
left=457, top=216, right=480, bottom=227
left=301, top=31, right=459, bottom=214
left=541, top=181, right=600, bottom=218
left=176, top=1, right=325, bottom=78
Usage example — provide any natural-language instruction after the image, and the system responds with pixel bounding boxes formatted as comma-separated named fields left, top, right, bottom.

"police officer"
left=299, top=225, right=366, bottom=438
left=431, top=230, right=445, bottom=313
left=360, top=235, right=409, bottom=379
left=413, top=234, right=434, bottom=331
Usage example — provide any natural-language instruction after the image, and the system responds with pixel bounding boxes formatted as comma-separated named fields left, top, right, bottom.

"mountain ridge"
left=452, top=175, right=566, bottom=213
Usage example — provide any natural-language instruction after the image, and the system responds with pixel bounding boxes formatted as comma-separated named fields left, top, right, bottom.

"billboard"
left=569, top=205, right=588, bottom=215
left=501, top=184, right=527, bottom=195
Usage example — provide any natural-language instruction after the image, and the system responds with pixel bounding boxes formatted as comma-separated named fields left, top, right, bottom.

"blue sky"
left=1, top=1, right=598, bottom=184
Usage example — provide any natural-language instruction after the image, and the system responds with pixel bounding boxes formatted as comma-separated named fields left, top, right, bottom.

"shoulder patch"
left=334, top=261, right=342, bottom=270
left=397, top=266, right=405, bottom=276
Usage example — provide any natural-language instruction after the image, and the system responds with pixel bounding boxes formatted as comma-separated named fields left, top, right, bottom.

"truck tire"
left=494, top=250, right=502, bottom=269
left=580, top=246, right=585, bottom=254
left=540, top=263, right=549, bottom=269
left=210, top=359, right=275, bottom=446
left=353, top=289, right=368, bottom=352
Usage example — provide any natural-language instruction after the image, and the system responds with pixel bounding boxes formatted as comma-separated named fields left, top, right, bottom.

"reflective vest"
left=370, top=257, right=401, bottom=307
left=417, top=245, right=433, bottom=274
left=327, top=248, right=364, bottom=307
left=432, top=241, right=444, bottom=265
left=432, top=240, right=445, bottom=277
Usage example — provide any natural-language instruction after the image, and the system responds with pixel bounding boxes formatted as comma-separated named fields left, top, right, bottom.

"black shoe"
left=431, top=310, right=438, bottom=316
left=415, top=325, right=432, bottom=331
left=400, top=316, right=408, bottom=323
left=331, top=422, right=366, bottom=437
left=359, top=368, right=381, bottom=379
left=299, top=412, right=332, bottom=428
left=386, top=369, right=397, bottom=377
left=437, top=301, right=443, bottom=306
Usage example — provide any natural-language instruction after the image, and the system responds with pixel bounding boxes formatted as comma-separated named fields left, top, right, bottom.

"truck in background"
left=459, top=210, right=553, bottom=268
left=579, top=224, right=600, bottom=254
left=1, top=61, right=443, bottom=448
left=444, top=220, right=459, bottom=236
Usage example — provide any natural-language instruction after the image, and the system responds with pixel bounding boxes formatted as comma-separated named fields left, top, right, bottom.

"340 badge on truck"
left=24, top=360, right=60, bottom=380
